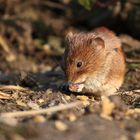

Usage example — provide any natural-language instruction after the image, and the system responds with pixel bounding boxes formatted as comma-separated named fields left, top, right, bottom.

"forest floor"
left=0, top=34, right=140, bottom=140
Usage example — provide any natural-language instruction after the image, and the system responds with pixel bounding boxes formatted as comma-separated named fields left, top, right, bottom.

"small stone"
left=135, top=131, right=140, bottom=140
left=68, top=113, right=77, bottom=122
left=46, top=88, right=53, bottom=95
left=55, top=121, right=68, bottom=131
left=91, top=97, right=95, bottom=102
left=77, top=95, right=89, bottom=101
left=65, top=95, right=71, bottom=101
left=38, top=99, right=44, bottom=103
left=33, top=115, right=46, bottom=123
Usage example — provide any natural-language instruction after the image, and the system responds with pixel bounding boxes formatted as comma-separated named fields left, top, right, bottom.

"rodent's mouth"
left=75, top=81, right=85, bottom=85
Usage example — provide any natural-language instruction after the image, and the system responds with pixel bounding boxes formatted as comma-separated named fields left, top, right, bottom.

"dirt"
left=0, top=34, right=139, bottom=140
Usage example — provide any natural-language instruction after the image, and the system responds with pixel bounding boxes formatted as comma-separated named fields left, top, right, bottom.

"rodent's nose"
left=68, top=82, right=84, bottom=93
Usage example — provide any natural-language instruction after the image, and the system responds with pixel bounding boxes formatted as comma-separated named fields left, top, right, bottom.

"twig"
left=133, top=89, right=140, bottom=93
left=0, top=91, right=11, bottom=99
left=0, top=101, right=83, bottom=118
left=0, top=35, right=16, bottom=61
left=35, top=1, right=67, bottom=10
left=0, top=85, right=28, bottom=91
left=120, top=34, right=140, bottom=50
left=0, top=36, right=11, bottom=53
left=96, top=0, right=118, bottom=8
left=126, top=58, right=140, bottom=63
left=118, top=89, right=140, bottom=97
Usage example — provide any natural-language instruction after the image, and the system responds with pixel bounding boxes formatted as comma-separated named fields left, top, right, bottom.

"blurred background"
left=0, top=0, right=139, bottom=74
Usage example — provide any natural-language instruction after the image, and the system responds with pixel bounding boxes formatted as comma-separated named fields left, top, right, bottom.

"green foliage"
left=129, top=63, right=140, bottom=69
left=78, top=0, right=96, bottom=10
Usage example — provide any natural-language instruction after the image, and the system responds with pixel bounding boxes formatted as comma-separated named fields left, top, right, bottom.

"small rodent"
left=62, top=27, right=126, bottom=96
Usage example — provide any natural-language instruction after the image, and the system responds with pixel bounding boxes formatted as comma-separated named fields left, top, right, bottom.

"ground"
left=0, top=33, right=139, bottom=140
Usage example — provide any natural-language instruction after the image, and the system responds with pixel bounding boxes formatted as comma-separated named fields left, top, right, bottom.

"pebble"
left=68, top=113, right=77, bottom=122
left=55, top=120, right=68, bottom=131
left=33, top=115, right=46, bottom=123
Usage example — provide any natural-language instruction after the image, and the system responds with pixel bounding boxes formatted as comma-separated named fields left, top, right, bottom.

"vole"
left=61, top=27, right=125, bottom=96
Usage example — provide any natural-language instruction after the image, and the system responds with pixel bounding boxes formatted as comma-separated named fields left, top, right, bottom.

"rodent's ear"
left=89, top=37, right=105, bottom=50
left=66, top=32, right=73, bottom=42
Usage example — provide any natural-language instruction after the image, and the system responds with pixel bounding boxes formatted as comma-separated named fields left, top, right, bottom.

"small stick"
left=0, top=91, right=11, bottom=99
left=0, top=36, right=16, bottom=61
left=0, top=101, right=83, bottom=118
left=0, top=36, right=11, bottom=53
left=118, top=89, right=140, bottom=94
left=133, top=89, right=140, bottom=93
left=126, top=58, right=140, bottom=63
left=0, top=85, right=28, bottom=91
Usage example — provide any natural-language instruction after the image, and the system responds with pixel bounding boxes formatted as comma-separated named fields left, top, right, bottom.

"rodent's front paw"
left=69, top=83, right=84, bottom=92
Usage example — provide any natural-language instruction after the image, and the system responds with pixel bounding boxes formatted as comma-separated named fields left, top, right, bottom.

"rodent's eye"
left=76, top=61, right=83, bottom=68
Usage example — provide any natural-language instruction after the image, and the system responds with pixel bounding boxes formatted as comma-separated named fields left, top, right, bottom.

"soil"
left=0, top=34, right=139, bottom=140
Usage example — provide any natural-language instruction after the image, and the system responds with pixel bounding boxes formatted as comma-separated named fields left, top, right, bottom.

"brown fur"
left=62, top=27, right=126, bottom=96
